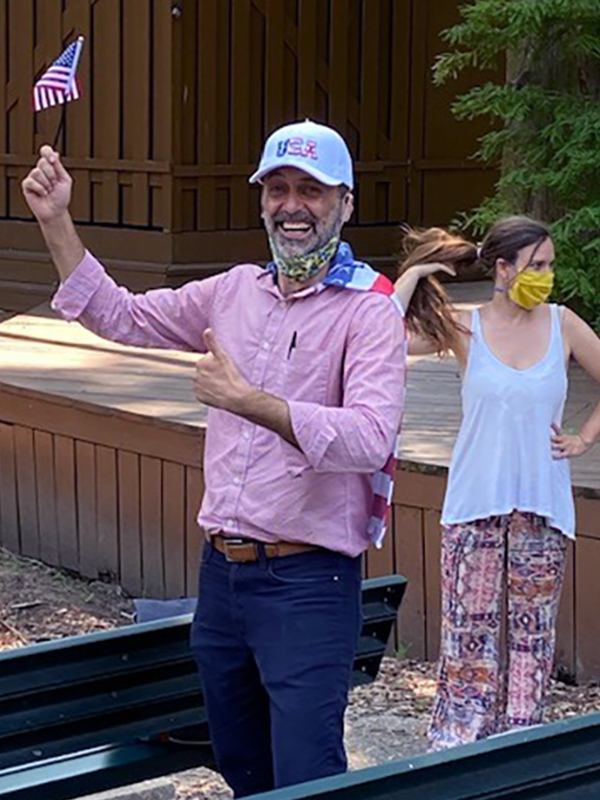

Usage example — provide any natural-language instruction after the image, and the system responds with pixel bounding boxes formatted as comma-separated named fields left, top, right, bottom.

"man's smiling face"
left=261, top=167, right=352, bottom=259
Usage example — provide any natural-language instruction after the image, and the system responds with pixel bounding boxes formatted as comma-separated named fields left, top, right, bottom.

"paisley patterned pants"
left=429, top=511, right=567, bottom=752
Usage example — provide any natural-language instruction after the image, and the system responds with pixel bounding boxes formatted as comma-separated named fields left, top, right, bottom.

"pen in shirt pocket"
left=287, top=331, right=297, bottom=360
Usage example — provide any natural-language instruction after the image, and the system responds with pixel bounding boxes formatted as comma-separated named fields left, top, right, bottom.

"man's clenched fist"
left=22, top=145, right=73, bottom=224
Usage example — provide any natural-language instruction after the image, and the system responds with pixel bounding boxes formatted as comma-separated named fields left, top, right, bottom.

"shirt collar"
left=257, top=269, right=327, bottom=300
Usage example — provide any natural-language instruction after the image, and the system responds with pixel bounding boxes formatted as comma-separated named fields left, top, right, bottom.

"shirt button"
left=242, top=430, right=250, bottom=440
left=262, top=342, right=270, bottom=350
left=233, top=476, right=241, bottom=485
left=227, top=518, right=235, bottom=528
left=279, top=301, right=286, bottom=309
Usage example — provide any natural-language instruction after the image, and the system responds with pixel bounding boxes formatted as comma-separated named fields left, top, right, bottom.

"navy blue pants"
left=190, top=542, right=362, bottom=797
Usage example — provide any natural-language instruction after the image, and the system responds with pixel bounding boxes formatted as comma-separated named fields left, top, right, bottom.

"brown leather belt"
left=211, top=534, right=320, bottom=563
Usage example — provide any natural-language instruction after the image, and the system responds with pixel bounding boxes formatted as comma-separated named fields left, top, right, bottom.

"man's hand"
left=194, top=329, right=251, bottom=412
left=21, top=146, right=84, bottom=281
left=195, top=329, right=298, bottom=445
left=22, top=145, right=73, bottom=224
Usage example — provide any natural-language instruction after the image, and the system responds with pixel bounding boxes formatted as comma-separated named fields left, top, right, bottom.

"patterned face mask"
left=268, top=233, right=340, bottom=283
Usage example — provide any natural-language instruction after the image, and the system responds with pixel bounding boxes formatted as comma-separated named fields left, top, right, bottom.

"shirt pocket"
left=281, top=347, right=332, bottom=405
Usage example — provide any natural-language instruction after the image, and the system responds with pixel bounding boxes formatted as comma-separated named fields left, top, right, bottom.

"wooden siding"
left=0, top=0, right=502, bottom=314
left=169, top=0, right=500, bottom=251
left=0, top=0, right=173, bottom=230
left=0, top=384, right=205, bottom=597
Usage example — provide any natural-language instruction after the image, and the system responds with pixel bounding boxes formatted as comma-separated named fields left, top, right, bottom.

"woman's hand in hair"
left=394, top=262, right=456, bottom=316
left=409, top=262, right=457, bottom=279
left=550, top=422, right=593, bottom=459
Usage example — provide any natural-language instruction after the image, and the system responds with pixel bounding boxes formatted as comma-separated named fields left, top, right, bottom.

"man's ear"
left=341, top=192, right=354, bottom=224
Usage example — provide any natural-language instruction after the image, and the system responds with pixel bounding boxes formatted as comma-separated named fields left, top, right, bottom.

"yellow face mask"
left=508, top=268, right=554, bottom=310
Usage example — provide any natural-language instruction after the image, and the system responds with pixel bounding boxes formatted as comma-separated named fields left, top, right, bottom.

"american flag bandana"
left=33, top=38, right=84, bottom=112
left=268, top=241, right=406, bottom=547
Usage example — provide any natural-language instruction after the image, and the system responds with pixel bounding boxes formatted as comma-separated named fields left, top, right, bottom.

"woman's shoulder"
left=452, top=307, right=474, bottom=332
left=449, top=307, right=477, bottom=367
left=556, top=303, right=596, bottom=342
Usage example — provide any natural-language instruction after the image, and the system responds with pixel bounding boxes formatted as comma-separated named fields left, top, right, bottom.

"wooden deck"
left=0, top=304, right=204, bottom=428
left=1, top=283, right=600, bottom=678
left=0, top=282, right=598, bottom=491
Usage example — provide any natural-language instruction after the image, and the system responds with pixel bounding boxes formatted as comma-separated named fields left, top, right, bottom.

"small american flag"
left=33, top=38, right=84, bottom=112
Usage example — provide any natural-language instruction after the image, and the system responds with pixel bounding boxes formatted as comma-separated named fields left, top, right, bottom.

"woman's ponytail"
left=398, top=227, right=478, bottom=355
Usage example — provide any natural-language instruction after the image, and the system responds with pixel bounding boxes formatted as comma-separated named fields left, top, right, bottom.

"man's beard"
left=264, top=204, right=346, bottom=283
left=264, top=202, right=345, bottom=262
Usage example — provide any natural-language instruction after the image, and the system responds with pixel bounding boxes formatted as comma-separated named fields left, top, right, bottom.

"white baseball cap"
left=249, top=119, right=354, bottom=190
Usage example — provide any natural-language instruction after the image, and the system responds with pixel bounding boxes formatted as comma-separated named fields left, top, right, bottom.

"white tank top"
left=441, top=304, right=574, bottom=538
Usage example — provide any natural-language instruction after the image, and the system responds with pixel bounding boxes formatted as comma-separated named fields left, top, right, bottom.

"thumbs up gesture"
left=194, top=329, right=249, bottom=411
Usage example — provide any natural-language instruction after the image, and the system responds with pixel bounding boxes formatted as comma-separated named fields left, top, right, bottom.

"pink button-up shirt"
left=53, top=251, right=405, bottom=556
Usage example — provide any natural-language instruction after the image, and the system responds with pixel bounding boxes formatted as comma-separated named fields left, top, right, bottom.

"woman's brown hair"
left=399, top=216, right=552, bottom=355
left=478, top=216, right=551, bottom=272
left=398, top=226, right=477, bottom=355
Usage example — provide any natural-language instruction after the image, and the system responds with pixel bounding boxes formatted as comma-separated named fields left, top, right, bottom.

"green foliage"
left=434, top=0, right=600, bottom=329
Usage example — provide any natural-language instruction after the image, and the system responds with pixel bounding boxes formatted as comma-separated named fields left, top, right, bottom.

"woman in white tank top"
left=395, top=217, right=600, bottom=751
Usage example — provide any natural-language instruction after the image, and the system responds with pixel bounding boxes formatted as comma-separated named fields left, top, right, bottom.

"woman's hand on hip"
left=551, top=422, right=592, bottom=459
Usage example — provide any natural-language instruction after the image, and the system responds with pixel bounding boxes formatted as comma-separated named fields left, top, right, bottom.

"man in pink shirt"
left=22, top=120, right=405, bottom=796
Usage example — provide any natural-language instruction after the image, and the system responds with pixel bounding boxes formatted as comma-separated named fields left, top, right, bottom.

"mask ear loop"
left=493, top=257, right=514, bottom=294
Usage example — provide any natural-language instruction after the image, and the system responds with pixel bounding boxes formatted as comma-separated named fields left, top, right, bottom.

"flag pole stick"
left=52, top=104, right=67, bottom=149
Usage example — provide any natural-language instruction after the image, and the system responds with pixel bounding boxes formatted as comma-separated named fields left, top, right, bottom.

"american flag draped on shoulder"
left=33, top=38, right=84, bottom=112
left=267, top=240, right=407, bottom=548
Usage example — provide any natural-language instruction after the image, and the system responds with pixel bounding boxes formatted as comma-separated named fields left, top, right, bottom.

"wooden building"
left=15, top=1, right=600, bottom=684
left=0, top=0, right=499, bottom=313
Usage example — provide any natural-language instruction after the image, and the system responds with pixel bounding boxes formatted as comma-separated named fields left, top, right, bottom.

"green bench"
left=248, top=708, right=600, bottom=800
left=0, top=575, right=406, bottom=800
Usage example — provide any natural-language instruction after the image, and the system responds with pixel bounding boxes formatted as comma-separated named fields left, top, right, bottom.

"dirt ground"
left=0, top=547, right=134, bottom=646
left=2, top=545, right=600, bottom=800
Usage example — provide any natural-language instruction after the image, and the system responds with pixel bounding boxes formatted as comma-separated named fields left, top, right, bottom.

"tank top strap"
left=549, top=303, right=566, bottom=365
left=462, top=307, right=483, bottom=379
left=469, top=307, right=484, bottom=353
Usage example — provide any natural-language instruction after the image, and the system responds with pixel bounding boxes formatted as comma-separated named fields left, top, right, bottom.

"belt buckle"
left=222, top=539, right=258, bottom=563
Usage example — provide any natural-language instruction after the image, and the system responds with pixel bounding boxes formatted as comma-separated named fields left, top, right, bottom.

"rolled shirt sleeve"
left=288, top=294, right=406, bottom=473
left=51, top=250, right=222, bottom=352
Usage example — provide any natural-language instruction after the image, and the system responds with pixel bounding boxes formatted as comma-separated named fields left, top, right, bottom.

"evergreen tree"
left=435, top=0, right=600, bottom=327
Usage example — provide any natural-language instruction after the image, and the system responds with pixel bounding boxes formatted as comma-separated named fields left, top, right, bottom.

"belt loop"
left=257, top=542, right=268, bottom=569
